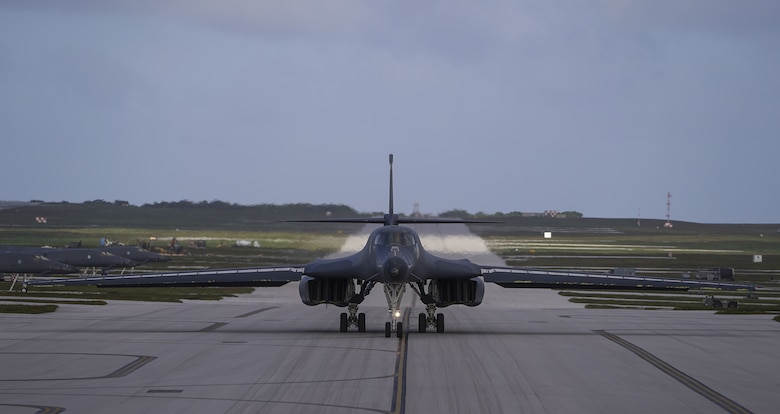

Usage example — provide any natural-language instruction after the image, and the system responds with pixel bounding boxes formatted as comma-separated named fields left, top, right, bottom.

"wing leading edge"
left=482, top=267, right=755, bottom=291
left=26, top=266, right=304, bottom=288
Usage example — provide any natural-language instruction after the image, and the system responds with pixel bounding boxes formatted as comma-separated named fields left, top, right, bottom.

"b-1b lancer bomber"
left=2, top=245, right=167, bottom=274
left=0, top=252, right=79, bottom=275
left=2, top=246, right=135, bottom=271
left=23, top=155, right=755, bottom=338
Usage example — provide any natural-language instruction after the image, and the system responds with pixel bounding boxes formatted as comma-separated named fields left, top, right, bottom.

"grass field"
left=468, top=217, right=780, bottom=283
left=467, top=217, right=780, bottom=314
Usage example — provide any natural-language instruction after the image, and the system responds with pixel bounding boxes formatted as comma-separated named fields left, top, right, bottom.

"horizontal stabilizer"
left=283, top=216, right=501, bottom=226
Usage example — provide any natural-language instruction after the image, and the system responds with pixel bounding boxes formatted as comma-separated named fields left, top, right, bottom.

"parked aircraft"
left=23, top=155, right=755, bottom=338
left=2, top=252, right=80, bottom=292
left=1, top=246, right=136, bottom=272
left=99, top=246, right=169, bottom=264
left=1, top=252, right=79, bottom=275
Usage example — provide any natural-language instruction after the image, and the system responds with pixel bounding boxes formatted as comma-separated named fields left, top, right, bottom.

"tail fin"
left=384, top=154, right=398, bottom=226
left=388, top=154, right=394, bottom=217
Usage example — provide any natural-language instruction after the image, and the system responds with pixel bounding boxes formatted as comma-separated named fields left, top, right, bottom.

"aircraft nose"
left=381, top=256, right=409, bottom=282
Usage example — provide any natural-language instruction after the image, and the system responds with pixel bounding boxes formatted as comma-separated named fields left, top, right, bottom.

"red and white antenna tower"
left=664, top=192, right=673, bottom=228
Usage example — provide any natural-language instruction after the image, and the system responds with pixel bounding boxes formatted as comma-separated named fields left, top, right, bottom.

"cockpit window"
left=373, top=230, right=416, bottom=247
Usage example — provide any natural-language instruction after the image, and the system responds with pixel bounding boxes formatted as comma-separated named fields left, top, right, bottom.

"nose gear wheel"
left=384, top=282, right=406, bottom=338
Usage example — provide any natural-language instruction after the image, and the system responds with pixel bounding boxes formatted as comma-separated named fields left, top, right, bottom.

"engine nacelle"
left=429, top=277, right=485, bottom=307
left=299, top=276, right=355, bottom=307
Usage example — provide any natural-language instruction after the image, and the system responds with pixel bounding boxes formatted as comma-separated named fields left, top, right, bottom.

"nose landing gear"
left=384, top=282, right=406, bottom=338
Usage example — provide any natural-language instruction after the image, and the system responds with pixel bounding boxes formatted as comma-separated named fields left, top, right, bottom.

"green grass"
left=0, top=304, right=58, bottom=314
left=570, top=297, right=712, bottom=309
left=558, top=290, right=780, bottom=314
left=0, top=282, right=255, bottom=303
left=480, top=227, right=780, bottom=283
left=0, top=227, right=346, bottom=251
left=0, top=297, right=106, bottom=306
left=0, top=282, right=255, bottom=314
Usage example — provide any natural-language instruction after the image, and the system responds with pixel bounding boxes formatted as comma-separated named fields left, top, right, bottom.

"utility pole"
left=664, top=192, right=673, bottom=228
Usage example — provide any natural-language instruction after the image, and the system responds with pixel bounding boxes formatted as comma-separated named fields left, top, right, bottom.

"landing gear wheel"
left=358, top=313, right=366, bottom=332
left=396, top=322, right=403, bottom=339
left=340, top=312, right=348, bottom=332
left=385, top=322, right=392, bottom=338
left=436, top=313, right=445, bottom=333
left=418, top=313, right=427, bottom=333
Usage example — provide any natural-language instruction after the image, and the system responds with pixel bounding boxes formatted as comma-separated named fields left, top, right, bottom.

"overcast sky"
left=1, top=1, right=778, bottom=223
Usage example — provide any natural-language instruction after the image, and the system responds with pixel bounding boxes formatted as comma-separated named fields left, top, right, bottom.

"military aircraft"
left=2, top=252, right=80, bottom=291
left=1, top=252, right=79, bottom=275
left=23, top=155, right=755, bottom=338
left=99, top=246, right=170, bottom=265
left=1, top=246, right=137, bottom=273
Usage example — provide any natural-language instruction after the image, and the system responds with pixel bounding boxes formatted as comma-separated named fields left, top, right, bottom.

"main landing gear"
left=411, top=281, right=445, bottom=334
left=339, top=303, right=366, bottom=333
left=417, top=304, right=444, bottom=333
left=338, top=280, right=375, bottom=333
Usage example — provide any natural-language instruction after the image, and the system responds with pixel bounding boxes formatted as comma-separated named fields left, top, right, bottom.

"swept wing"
left=25, top=266, right=303, bottom=289
left=482, top=266, right=754, bottom=291
left=20, top=154, right=757, bottom=337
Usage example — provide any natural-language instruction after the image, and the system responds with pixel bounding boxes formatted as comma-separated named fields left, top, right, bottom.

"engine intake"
left=429, top=277, right=484, bottom=307
left=299, top=276, right=355, bottom=307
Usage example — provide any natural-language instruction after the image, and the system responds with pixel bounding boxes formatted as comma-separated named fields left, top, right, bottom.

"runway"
left=2, top=225, right=779, bottom=413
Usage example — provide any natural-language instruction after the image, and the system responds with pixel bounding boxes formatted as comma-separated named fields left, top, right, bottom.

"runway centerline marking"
left=597, top=330, right=753, bottom=414
left=391, top=308, right=411, bottom=414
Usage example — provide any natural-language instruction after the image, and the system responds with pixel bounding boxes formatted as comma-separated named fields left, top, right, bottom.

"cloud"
left=1, top=1, right=779, bottom=222
left=6, top=1, right=778, bottom=63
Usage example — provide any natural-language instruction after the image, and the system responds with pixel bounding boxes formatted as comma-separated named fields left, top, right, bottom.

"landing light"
left=394, top=310, right=401, bottom=318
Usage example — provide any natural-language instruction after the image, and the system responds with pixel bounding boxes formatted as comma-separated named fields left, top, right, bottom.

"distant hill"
left=0, top=201, right=41, bottom=211
left=0, top=200, right=369, bottom=231
left=1, top=200, right=777, bottom=237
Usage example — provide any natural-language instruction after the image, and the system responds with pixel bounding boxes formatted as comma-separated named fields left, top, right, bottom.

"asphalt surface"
left=1, top=225, right=779, bottom=413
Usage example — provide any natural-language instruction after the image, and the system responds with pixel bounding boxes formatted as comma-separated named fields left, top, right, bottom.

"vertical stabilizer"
left=384, top=154, right=398, bottom=226
left=389, top=154, right=394, bottom=216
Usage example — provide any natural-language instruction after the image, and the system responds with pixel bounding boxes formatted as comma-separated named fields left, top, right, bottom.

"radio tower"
left=664, top=192, right=673, bottom=228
